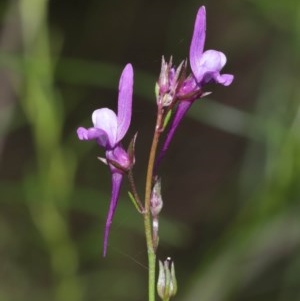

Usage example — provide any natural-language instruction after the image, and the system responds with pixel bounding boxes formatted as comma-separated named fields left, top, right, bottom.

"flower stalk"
left=144, top=105, right=165, bottom=301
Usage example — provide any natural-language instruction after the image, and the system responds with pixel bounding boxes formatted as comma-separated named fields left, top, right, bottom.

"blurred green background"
left=1, top=0, right=300, bottom=300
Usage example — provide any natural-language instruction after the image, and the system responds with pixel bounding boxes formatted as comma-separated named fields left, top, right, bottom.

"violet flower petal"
left=92, top=108, right=118, bottom=148
left=208, top=72, right=234, bottom=86
left=156, top=100, right=193, bottom=167
left=117, top=64, right=134, bottom=142
left=189, top=6, right=206, bottom=79
left=77, top=127, right=110, bottom=147
left=103, top=171, right=123, bottom=257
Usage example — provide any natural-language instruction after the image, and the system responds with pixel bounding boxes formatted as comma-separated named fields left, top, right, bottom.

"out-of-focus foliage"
left=1, top=0, right=300, bottom=300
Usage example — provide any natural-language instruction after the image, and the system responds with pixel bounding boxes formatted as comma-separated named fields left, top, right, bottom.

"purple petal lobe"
left=189, top=6, right=206, bottom=78
left=103, top=172, right=123, bottom=257
left=117, top=64, right=134, bottom=142
left=77, top=127, right=110, bottom=147
left=92, top=108, right=118, bottom=148
left=214, top=73, right=234, bottom=86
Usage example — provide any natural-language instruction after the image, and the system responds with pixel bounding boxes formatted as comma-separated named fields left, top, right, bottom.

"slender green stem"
left=144, top=213, right=157, bottom=301
left=144, top=107, right=164, bottom=301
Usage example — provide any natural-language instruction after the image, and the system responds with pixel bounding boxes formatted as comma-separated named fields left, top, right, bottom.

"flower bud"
left=156, top=57, right=178, bottom=108
left=157, top=56, right=170, bottom=96
left=157, top=258, right=177, bottom=301
left=157, top=56, right=188, bottom=109
left=150, top=178, right=163, bottom=216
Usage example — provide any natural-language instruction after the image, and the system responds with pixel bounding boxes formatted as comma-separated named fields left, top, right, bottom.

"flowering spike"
left=156, top=5, right=234, bottom=167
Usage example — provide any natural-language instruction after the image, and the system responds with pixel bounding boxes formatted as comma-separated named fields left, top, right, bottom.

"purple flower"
left=157, top=6, right=233, bottom=165
left=77, top=63, right=134, bottom=256
left=189, top=6, right=233, bottom=87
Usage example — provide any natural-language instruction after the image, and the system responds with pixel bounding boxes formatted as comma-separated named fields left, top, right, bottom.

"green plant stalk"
left=144, top=107, right=164, bottom=301
left=144, top=212, right=156, bottom=301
